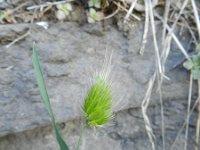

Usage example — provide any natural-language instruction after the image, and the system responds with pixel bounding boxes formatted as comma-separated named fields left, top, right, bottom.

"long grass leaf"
left=32, top=42, right=69, bottom=150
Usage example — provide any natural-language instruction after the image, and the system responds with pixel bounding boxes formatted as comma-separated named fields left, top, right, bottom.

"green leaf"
left=192, top=55, right=200, bottom=62
left=32, top=42, right=69, bottom=150
left=90, top=8, right=96, bottom=17
left=88, top=16, right=95, bottom=23
left=192, top=55, right=200, bottom=69
left=88, top=8, right=97, bottom=23
left=191, top=69, right=200, bottom=80
left=183, top=60, right=193, bottom=70
left=88, top=0, right=93, bottom=7
left=94, top=1, right=101, bottom=8
left=88, top=0, right=101, bottom=8
left=196, top=44, right=200, bottom=52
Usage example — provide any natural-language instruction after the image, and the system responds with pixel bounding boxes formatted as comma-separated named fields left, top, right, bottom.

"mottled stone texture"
left=0, top=22, right=191, bottom=137
left=0, top=99, right=197, bottom=150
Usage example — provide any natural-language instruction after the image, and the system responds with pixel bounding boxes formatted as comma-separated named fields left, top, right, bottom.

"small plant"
left=88, top=0, right=101, bottom=8
left=83, top=74, right=113, bottom=127
left=183, top=44, right=200, bottom=79
left=87, top=8, right=103, bottom=23
left=32, top=43, right=114, bottom=150
left=0, top=9, right=13, bottom=23
left=183, top=43, right=200, bottom=150
left=87, top=0, right=105, bottom=23
left=76, top=72, right=113, bottom=150
left=56, top=3, right=72, bottom=20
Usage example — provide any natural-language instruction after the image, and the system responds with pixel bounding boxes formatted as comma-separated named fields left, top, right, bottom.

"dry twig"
left=148, top=0, right=165, bottom=149
left=191, top=0, right=200, bottom=148
left=0, top=2, right=29, bottom=23
left=141, top=73, right=156, bottom=150
left=113, top=1, right=141, bottom=21
left=27, top=0, right=74, bottom=11
left=155, top=13, right=191, bottom=60
left=103, top=6, right=120, bottom=20
left=191, top=0, right=200, bottom=38
left=148, top=0, right=162, bottom=75
left=139, top=0, right=149, bottom=55
left=6, top=29, right=30, bottom=48
left=162, top=0, right=171, bottom=44
left=195, top=79, right=200, bottom=150
left=124, top=0, right=138, bottom=22
left=170, top=98, right=199, bottom=150
left=125, top=0, right=159, bottom=12
left=181, top=17, right=198, bottom=45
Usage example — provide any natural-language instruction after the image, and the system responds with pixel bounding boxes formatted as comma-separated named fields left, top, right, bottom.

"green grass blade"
left=32, top=42, right=69, bottom=150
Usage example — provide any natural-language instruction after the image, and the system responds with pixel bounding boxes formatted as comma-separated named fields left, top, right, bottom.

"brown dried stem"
left=195, top=79, right=200, bottom=150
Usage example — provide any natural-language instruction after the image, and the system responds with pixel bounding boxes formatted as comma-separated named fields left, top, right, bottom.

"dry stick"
left=159, top=15, right=171, bottom=80
left=124, top=0, right=138, bottom=22
left=167, top=19, right=198, bottom=31
left=156, top=16, right=190, bottom=85
left=191, top=0, right=200, bottom=148
left=162, top=0, right=171, bottom=44
left=192, top=0, right=200, bottom=148
left=141, top=72, right=156, bottom=150
left=6, top=30, right=30, bottom=48
left=160, top=2, right=172, bottom=81
left=148, top=0, right=162, bottom=75
left=164, top=0, right=190, bottom=57
left=113, top=1, right=141, bottom=21
left=165, top=0, right=190, bottom=49
left=27, top=0, right=74, bottom=10
left=142, top=15, right=189, bottom=149
left=125, top=0, right=158, bottom=12
left=184, top=74, right=193, bottom=150
left=139, top=0, right=149, bottom=55
left=160, top=1, right=175, bottom=80
left=30, top=8, right=37, bottom=23
left=157, top=42, right=171, bottom=149
left=161, top=0, right=190, bottom=71
left=168, top=29, right=191, bottom=60
left=103, top=6, right=120, bottom=20
left=191, top=0, right=200, bottom=38
left=195, top=79, right=200, bottom=150
left=155, top=13, right=191, bottom=60
left=155, top=8, right=193, bottom=149
left=0, top=2, right=28, bottom=21
left=43, top=5, right=53, bottom=14
left=170, top=98, right=199, bottom=150
left=148, top=1, right=165, bottom=149
left=160, top=38, right=171, bottom=81
left=170, top=0, right=189, bottom=32
left=181, top=17, right=198, bottom=45
left=158, top=80, right=165, bottom=150
left=167, top=4, right=200, bottom=144
left=169, top=5, right=176, bottom=20
left=140, top=0, right=165, bottom=149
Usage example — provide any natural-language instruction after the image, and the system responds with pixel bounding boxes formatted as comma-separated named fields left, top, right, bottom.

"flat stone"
left=0, top=99, right=196, bottom=150
left=0, top=22, right=191, bottom=137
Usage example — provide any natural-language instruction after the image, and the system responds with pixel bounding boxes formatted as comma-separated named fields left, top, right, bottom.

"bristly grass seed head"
left=83, top=66, right=113, bottom=127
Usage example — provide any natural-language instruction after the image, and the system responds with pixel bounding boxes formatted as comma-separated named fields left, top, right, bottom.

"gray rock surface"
left=0, top=99, right=197, bottom=150
left=0, top=21, right=192, bottom=137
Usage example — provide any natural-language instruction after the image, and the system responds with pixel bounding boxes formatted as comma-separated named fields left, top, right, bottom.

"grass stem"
left=76, top=124, right=86, bottom=150
left=184, top=73, right=193, bottom=150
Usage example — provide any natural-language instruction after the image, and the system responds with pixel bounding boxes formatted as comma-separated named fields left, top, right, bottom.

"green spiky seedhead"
left=83, top=75, right=112, bottom=127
